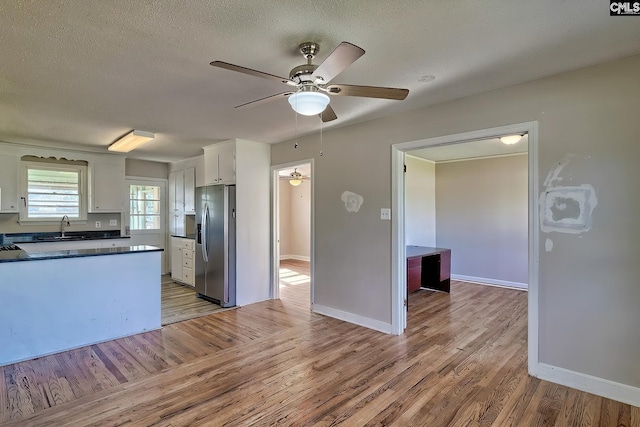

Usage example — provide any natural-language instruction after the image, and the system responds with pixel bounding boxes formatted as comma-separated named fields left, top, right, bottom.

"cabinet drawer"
left=183, top=267, right=194, bottom=286
left=182, top=249, right=193, bottom=260
left=181, top=240, right=194, bottom=250
left=183, top=257, right=193, bottom=269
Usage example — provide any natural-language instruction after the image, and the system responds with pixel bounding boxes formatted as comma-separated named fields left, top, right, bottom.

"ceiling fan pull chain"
left=320, top=119, right=323, bottom=157
left=294, top=106, right=299, bottom=149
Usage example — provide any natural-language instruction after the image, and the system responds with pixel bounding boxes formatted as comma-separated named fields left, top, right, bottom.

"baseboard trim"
left=535, top=362, right=640, bottom=407
left=451, top=274, right=528, bottom=290
left=312, top=304, right=393, bottom=334
left=280, top=254, right=310, bottom=262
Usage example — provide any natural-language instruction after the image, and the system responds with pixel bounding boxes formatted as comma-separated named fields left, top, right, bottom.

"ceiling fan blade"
left=311, top=42, right=365, bottom=84
left=320, top=104, right=337, bottom=122
left=210, top=61, right=297, bottom=87
left=326, top=84, right=409, bottom=100
left=235, top=91, right=295, bottom=109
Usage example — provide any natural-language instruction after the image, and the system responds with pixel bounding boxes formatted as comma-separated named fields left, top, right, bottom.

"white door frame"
left=270, top=159, right=314, bottom=305
left=391, top=121, right=539, bottom=375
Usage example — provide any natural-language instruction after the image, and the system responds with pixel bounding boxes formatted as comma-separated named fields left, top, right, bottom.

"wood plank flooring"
left=161, top=275, right=232, bottom=325
left=1, top=260, right=637, bottom=426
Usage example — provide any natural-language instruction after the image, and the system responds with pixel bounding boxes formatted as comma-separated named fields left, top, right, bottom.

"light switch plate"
left=380, top=208, right=391, bottom=220
left=109, top=219, right=118, bottom=226
left=95, top=221, right=101, bottom=228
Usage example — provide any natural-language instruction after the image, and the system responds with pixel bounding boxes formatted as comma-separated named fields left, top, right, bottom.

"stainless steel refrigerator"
left=195, top=184, right=236, bottom=308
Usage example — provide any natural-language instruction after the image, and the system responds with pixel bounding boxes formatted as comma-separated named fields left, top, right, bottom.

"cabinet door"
left=0, top=154, right=19, bottom=212
left=91, top=163, right=125, bottom=212
left=183, top=167, right=195, bottom=213
left=175, top=171, right=184, bottom=213
left=203, top=149, right=220, bottom=185
left=170, top=238, right=183, bottom=281
left=168, top=171, right=178, bottom=215
left=217, top=144, right=235, bottom=184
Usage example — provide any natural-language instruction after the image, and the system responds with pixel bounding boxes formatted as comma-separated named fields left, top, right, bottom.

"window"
left=129, top=185, right=161, bottom=230
left=21, top=162, right=87, bottom=221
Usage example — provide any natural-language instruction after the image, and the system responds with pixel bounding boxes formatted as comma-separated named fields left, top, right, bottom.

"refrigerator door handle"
left=202, top=203, right=210, bottom=263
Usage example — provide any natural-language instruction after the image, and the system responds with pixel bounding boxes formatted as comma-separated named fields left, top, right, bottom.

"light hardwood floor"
left=161, top=275, right=231, bottom=325
left=0, top=260, right=637, bottom=426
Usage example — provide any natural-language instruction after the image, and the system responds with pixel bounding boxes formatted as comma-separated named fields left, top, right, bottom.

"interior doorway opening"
left=271, top=160, right=314, bottom=309
left=392, top=122, right=539, bottom=374
left=404, top=134, right=529, bottom=297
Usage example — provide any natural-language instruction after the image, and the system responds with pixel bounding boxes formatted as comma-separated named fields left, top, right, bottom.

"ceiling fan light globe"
left=288, top=92, right=330, bottom=116
left=500, top=134, right=523, bottom=145
left=289, top=178, right=302, bottom=186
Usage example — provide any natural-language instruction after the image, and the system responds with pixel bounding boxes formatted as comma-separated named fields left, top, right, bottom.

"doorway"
left=404, top=137, right=529, bottom=293
left=391, top=122, right=539, bottom=373
left=124, top=177, right=168, bottom=273
left=271, top=160, right=314, bottom=308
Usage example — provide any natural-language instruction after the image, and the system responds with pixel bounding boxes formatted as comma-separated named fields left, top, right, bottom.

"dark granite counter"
left=0, top=245, right=162, bottom=263
left=171, top=234, right=195, bottom=239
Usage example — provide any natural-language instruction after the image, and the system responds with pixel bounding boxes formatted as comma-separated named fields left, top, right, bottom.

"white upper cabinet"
left=203, top=141, right=235, bottom=185
left=183, top=167, right=195, bottom=213
left=89, top=162, right=125, bottom=212
left=0, top=154, right=19, bottom=212
left=168, top=167, right=195, bottom=236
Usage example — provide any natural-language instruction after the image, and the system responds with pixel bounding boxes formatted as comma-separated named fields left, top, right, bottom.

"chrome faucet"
left=61, top=215, right=70, bottom=237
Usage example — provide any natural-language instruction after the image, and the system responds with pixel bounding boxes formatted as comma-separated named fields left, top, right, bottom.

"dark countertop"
left=0, top=245, right=162, bottom=263
left=2, top=230, right=129, bottom=244
left=406, top=245, right=451, bottom=259
left=171, top=234, right=195, bottom=240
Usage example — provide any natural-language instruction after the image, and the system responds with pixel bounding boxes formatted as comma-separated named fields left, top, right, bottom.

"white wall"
left=279, top=178, right=311, bottom=260
left=125, top=158, right=168, bottom=179
left=435, top=154, right=528, bottom=286
left=278, top=180, right=292, bottom=257
left=405, top=155, right=436, bottom=247
left=271, top=55, right=640, bottom=399
left=235, top=139, right=271, bottom=306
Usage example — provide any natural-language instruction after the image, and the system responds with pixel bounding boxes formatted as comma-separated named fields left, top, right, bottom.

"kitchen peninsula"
left=0, top=243, right=163, bottom=366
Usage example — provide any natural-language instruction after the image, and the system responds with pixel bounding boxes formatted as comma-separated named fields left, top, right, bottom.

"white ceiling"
left=1, top=1, right=639, bottom=162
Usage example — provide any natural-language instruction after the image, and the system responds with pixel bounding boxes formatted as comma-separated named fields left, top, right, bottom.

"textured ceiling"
left=1, top=1, right=640, bottom=162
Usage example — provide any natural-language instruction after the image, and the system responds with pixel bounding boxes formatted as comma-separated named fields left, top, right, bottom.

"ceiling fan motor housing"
left=289, top=63, right=318, bottom=83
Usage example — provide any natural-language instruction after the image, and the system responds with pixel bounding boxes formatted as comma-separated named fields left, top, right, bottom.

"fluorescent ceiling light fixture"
left=108, top=130, right=155, bottom=152
left=289, top=169, right=303, bottom=186
left=288, top=91, right=330, bottom=116
left=500, top=134, right=523, bottom=145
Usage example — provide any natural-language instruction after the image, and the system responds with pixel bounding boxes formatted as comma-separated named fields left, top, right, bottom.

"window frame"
left=20, top=161, right=88, bottom=222
left=128, top=183, right=162, bottom=233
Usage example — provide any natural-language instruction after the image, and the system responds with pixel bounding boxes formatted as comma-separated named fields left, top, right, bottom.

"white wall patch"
left=539, top=185, right=598, bottom=234
left=341, top=191, right=363, bottom=213
left=545, top=238, right=554, bottom=252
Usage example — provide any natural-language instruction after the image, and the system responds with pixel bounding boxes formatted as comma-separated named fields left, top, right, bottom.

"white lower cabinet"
left=171, top=236, right=195, bottom=286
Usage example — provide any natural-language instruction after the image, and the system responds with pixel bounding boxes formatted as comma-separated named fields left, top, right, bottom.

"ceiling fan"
left=279, top=168, right=308, bottom=186
left=210, top=41, right=409, bottom=122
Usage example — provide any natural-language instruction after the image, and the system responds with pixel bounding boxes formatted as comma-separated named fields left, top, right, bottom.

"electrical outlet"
left=109, top=219, right=117, bottom=226
left=95, top=221, right=101, bottom=229
left=380, top=208, right=391, bottom=220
